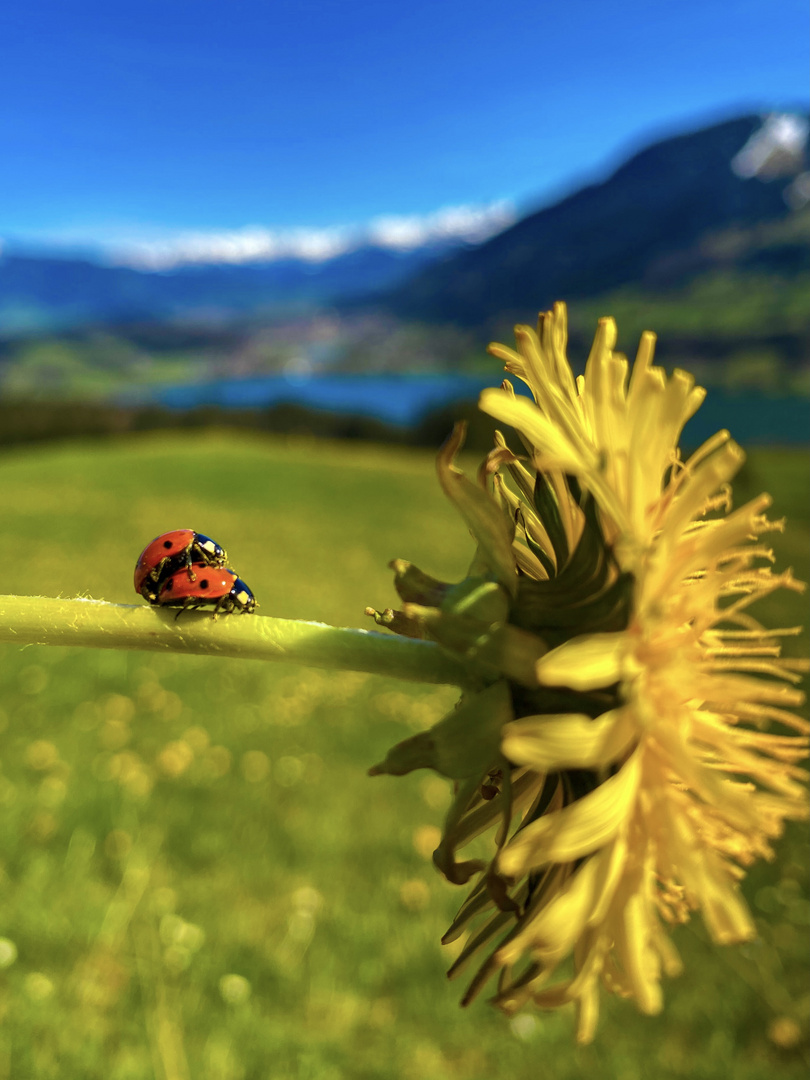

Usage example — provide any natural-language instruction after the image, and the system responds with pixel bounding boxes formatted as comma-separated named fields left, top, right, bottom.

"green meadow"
left=0, top=432, right=807, bottom=1079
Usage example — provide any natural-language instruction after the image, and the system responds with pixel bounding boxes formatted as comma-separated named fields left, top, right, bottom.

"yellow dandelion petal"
left=436, top=422, right=518, bottom=594
left=648, top=723, right=766, bottom=833
left=514, top=324, right=583, bottom=431
left=479, top=388, right=589, bottom=475
left=503, top=708, right=635, bottom=772
left=672, top=831, right=757, bottom=944
left=500, top=838, right=627, bottom=978
left=649, top=436, right=744, bottom=559
left=615, top=866, right=665, bottom=1016
left=487, top=341, right=533, bottom=390
left=587, top=832, right=631, bottom=927
left=496, top=856, right=603, bottom=967
left=573, top=984, right=601, bottom=1045
left=499, top=750, right=642, bottom=876
left=535, top=632, right=628, bottom=690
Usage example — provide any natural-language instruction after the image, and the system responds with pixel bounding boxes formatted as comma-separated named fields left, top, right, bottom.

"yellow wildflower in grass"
left=368, top=302, right=809, bottom=1043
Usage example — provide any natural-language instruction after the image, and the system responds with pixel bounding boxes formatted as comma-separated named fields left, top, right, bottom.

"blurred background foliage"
left=0, top=432, right=806, bottom=1078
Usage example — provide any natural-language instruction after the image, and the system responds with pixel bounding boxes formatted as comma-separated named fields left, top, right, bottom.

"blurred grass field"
left=0, top=430, right=807, bottom=1080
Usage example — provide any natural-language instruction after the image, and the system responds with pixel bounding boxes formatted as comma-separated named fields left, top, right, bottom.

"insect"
left=157, top=563, right=257, bottom=619
left=134, top=530, right=228, bottom=604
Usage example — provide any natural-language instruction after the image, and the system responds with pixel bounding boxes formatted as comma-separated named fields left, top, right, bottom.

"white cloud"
left=366, top=200, right=516, bottom=250
left=108, top=225, right=354, bottom=270
left=105, top=200, right=516, bottom=270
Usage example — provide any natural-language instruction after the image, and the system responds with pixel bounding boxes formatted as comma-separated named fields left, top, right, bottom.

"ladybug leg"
left=149, top=556, right=170, bottom=585
left=174, top=597, right=199, bottom=621
left=212, top=594, right=236, bottom=620
left=184, top=551, right=197, bottom=583
left=140, top=581, right=160, bottom=605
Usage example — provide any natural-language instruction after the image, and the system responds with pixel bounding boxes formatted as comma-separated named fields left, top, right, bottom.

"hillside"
left=0, top=243, right=452, bottom=334
left=377, top=114, right=809, bottom=331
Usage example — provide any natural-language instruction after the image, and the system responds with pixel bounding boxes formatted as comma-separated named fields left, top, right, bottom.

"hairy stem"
left=0, top=595, right=471, bottom=688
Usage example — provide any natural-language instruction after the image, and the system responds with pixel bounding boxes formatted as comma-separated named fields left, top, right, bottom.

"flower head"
left=368, top=302, right=808, bottom=1042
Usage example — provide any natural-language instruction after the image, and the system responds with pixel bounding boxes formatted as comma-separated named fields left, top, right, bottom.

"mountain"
left=2, top=112, right=807, bottom=338
left=0, top=241, right=453, bottom=334
left=376, top=114, right=809, bottom=329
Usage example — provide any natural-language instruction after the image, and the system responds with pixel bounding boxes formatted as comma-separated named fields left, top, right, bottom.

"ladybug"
left=157, top=563, right=257, bottom=619
left=134, top=530, right=227, bottom=604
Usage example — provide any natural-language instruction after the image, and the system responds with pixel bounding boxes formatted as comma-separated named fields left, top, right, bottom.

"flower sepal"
left=437, top=422, right=518, bottom=596
left=404, top=598, right=547, bottom=688
left=368, top=679, right=513, bottom=781
left=390, top=558, right=454, bottom=607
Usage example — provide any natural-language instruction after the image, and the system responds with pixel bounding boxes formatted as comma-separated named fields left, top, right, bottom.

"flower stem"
left=0, top=595, right=472, bottom=688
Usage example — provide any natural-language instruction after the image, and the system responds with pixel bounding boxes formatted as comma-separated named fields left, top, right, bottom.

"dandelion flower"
left=368, top=302, right=808, bottom=1042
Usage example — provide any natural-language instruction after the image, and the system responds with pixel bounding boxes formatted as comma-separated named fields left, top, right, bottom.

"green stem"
left=0, top=595, right=471, bottom=688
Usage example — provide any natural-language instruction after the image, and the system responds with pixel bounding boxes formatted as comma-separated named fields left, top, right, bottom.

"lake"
left=134, top=373, right=810, bottom=445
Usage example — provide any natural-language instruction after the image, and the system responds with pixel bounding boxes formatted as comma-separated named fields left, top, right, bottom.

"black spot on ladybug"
left=199, top=578, right=209, bottom=590
left=163, top=540, right=173, bottom=549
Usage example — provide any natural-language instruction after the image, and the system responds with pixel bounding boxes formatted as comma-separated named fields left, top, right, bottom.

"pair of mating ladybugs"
left=134, top=529, right=257, bottom=618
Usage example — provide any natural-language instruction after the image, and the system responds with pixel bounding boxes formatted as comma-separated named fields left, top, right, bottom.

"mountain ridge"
left=1, top=111, right=807, bottom=336
left=373, top=114, right=809, bottom=329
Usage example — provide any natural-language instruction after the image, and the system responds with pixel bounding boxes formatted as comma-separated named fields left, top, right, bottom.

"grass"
left=0, top=430, right=807, bottom=1079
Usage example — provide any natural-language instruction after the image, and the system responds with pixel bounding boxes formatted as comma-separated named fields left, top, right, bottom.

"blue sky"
left=1, top=0, right=807, bottom=261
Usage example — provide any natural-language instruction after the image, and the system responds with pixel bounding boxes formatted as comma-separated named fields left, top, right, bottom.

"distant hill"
left=376, top=114, right=809, bottom=330
left=0, top=242, right=453, bottom=334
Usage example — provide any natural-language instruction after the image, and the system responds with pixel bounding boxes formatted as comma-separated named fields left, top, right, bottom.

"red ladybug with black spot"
left=134, top=529, right=227, bottom=604
left=157, top=563, right=257, bottom=619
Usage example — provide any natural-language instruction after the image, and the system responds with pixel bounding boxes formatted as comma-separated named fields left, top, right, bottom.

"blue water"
left=682, top=393, right=810, bottom=447
left=148, top=373, right=512, bottom=426
left=136, top=374, right=809, bottom=444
